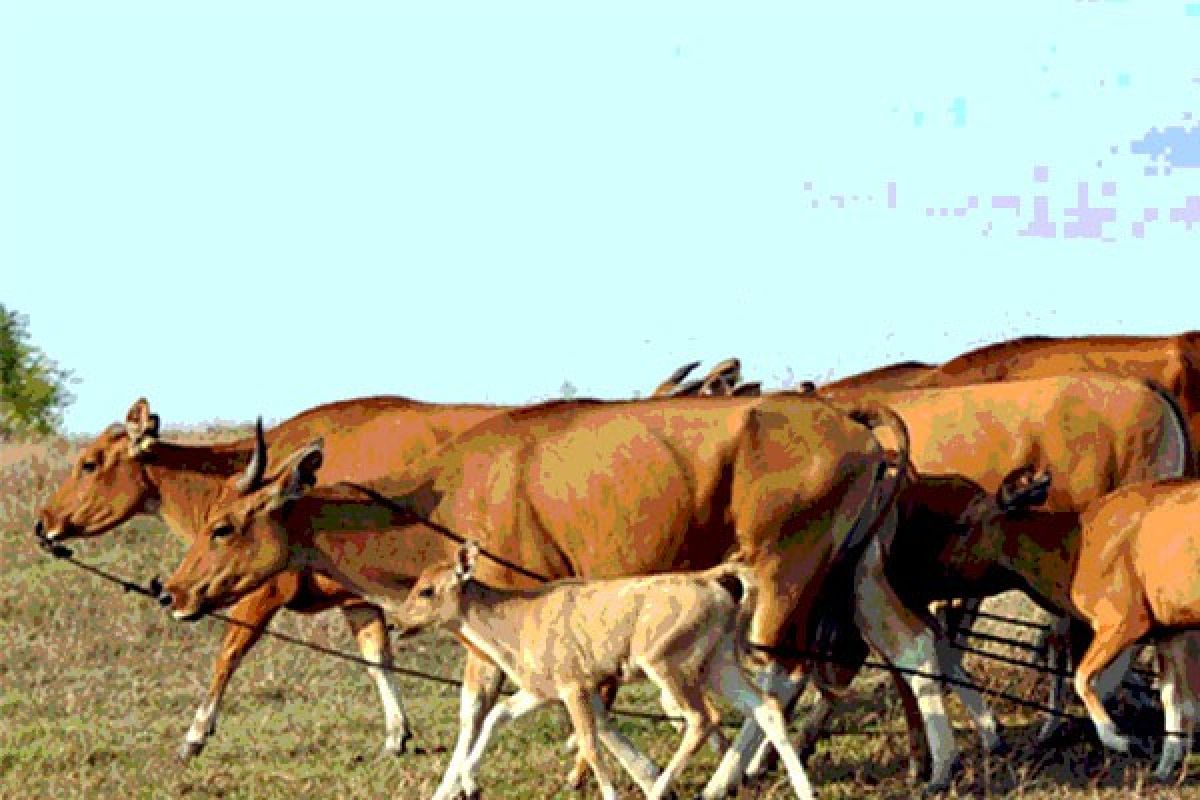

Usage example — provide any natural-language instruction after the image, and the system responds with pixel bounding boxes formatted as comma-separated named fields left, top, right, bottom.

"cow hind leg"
left=853, top=542, right=960, bottom=789
left=1154, top=635, right=1195, bottom=782
left=340, top=605, right=411, bottom=755
left=1073, top=617, right=1149, bottom=756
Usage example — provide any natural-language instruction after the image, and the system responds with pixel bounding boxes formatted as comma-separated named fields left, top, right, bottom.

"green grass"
left=1, top=435, right=1197, bottom=798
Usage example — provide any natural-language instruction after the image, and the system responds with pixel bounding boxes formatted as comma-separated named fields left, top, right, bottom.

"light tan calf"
left=393, top=543, right=815, bottom=800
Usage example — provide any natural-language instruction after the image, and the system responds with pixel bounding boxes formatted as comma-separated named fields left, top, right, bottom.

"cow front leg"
left=340, top=604, right=411, bottom=755
left=180, top=586, right=286, bottom=760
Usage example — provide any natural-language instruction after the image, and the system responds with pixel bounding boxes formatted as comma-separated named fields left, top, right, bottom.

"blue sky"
left=2, top=1, right=1198, bottom=433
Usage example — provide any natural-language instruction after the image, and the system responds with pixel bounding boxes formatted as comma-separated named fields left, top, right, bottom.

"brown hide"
left=165, top=393, right=901, bottom=669
left=914, top=332, right=1200, bottom=454
left=821, top=360, right=937, bottom=390
left=821, top=373, right=1191, bottom=512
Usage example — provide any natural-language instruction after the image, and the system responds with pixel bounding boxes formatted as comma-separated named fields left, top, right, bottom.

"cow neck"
left=142, top=440, right=254, bottom=541
left=994, top=510, right=1082, bottom=615
left=451, top=580, right=542, bottom=685
left=294, top=487, right=448, bottom=602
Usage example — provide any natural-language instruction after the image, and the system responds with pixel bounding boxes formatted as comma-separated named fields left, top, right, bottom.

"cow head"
left=159, top=430, right=323, bottom=620
left=391, top=541, right=480, bottom=637
left=37, top=398, right=162, bottom=541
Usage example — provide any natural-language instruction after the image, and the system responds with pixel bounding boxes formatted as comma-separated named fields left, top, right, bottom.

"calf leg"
left=707, top=649, right=815, bottom=800
left=643, top=666, right=720, bottom=800
left=433, top=654, right=505, bottom=800
left=560, top=688, right=619, bottom=800
left=180, top=586, right=287, bottom=760
left=455, top=689, right=545, bottom=800
left=566, top=678, right=618, bottom=790
left=588, top=693, right=662, bottom=795
left=340, top=604, right=411, bottom=755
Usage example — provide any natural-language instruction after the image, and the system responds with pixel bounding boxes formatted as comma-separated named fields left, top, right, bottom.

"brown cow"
left=36, top=395, right=502, bottom=759
left=759, top=374, right=1193, bottom=776
left=925, top=470, right=1200, bottom=782
left=912, top=332, right=1200, bottom=459
left=153, top=392, right=981, bottom=795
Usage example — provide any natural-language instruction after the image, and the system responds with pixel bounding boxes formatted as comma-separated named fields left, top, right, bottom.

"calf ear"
left=269, top=440, right=324, bottom=509
left=454, top=540, right=480, bottom=581
left=997, top=466, right=1052, bottom=513
left=125, top=398, right=161, bottom=456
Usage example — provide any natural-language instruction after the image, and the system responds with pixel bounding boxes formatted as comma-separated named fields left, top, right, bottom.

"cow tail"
left=808, top=401, right=910, bottom=687
left=1142, top=379, right=1197, bottom=478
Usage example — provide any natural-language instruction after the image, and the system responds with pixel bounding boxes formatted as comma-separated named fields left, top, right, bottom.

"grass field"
left=2, top=433, right=1196, bottom=798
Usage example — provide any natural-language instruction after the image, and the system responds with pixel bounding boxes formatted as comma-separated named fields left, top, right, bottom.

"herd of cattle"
left=31, top=331, right=1200, bottom=799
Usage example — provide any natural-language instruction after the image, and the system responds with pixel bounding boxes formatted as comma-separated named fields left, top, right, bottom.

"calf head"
left=391, top=541, right=480, bottom=637
left=37, top=398, right=162, bottom=541
left=161, top=428, right=323, bottom=620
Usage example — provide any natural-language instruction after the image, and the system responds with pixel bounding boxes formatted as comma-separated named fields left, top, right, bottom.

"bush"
left=0, top=304, right=74, bottom=438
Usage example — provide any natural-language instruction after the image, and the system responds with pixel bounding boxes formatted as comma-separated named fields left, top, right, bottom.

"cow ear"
left=997, top=466, right=1051, bottom=513
left=125, top=398, right=161, bottom=456
left=269, top=440, right=324, bottom=509
left=454, top=540, right=479, bottom=582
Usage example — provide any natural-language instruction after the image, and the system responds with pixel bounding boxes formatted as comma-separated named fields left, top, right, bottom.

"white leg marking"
left=590, top=694, right=661, bottom=793
left=935, top=635, right=1003, bottom=753
left=709, top=653, right=814, bottom=800
left=459, top=690, right=544, bottom=798
left=432, top=685, right=486, bottom=800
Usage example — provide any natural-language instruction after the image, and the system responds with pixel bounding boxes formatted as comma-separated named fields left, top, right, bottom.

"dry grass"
left=1, top=434, right=1197, bottom=798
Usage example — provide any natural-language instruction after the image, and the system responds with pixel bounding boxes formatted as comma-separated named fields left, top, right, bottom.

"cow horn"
left=236, top=417, right=268, bottom=494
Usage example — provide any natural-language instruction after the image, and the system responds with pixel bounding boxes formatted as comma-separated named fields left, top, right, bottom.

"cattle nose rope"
left=29, top=536, right=1182, bottom=740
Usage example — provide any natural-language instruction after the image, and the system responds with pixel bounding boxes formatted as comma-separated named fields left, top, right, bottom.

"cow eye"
left=211, top=522, right=236, bottom=539
left=81, top=460, right=98, bottom=474
left=417, top=587, right=435, bottom=599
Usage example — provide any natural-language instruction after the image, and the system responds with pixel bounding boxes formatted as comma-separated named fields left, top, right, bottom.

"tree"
left=0, top=304, right=74, bottom=438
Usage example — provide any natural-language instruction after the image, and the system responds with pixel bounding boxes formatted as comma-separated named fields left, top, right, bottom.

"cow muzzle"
left=154, top=577, right=207, bottom=622
left=34, top=518, right=74, bottom=558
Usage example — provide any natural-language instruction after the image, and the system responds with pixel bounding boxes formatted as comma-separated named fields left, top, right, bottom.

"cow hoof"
left=178, top=740, right=205, bottom=762
left=384, top=731, right=411, bottom=756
